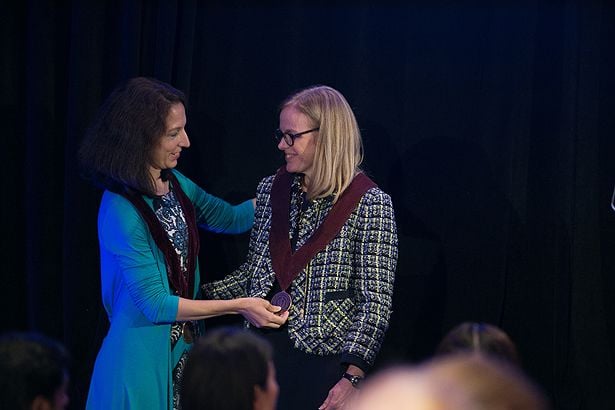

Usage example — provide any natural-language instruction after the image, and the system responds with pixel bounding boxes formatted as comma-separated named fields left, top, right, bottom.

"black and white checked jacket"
left=202, top=173, right=398, bottom=369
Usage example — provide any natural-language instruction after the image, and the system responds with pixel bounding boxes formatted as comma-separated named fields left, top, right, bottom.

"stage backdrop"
left=2, top=1, right=614, bottom=409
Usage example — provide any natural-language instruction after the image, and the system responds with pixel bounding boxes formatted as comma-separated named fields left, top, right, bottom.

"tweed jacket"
left=202, top=172, right=398, bottom=369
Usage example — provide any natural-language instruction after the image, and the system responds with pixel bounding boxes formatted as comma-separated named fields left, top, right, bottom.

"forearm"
left=176, top=297, right=248, bottom=321
left=176, top=296, right=289, bottom=328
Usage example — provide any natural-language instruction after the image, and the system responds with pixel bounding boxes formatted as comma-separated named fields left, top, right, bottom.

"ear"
left=30, top=396, right=52, bottom=410
left=253, top=385, right=266, bottom=410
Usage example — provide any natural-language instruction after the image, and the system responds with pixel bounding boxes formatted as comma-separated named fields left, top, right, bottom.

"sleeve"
left=341, top=188, right=398, bottom=369
left=202, top=176, right=273, bottom=300
left=174, top=170, right=254, bottom=234
left=99, top=194, right=179, bottom=324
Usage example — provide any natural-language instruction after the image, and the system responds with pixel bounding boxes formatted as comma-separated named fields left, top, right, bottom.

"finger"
left=271, top=311, right=289, bottom=324
left=268, top=304, right=282, bottom=313
left=320, top=393, right=332, bottom=410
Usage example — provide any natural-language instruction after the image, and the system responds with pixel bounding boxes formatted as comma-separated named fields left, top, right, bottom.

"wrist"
left=342, top=372, right=364, bottom=389
left=233, top=297, right=249, bottom=315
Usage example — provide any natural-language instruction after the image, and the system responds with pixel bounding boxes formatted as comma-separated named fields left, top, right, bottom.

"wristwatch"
left=342, top=372, right=364, bottom=388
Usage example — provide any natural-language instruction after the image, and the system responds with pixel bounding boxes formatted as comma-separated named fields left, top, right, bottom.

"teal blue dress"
left=86, top=171, right=253, bottom=410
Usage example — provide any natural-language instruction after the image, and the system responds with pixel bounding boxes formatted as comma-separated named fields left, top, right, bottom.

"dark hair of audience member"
left=0, top=331, right=70, bottom=410
left=436, top=322, right=520, bottom=365
left=180, top=327, right=274, bottom=410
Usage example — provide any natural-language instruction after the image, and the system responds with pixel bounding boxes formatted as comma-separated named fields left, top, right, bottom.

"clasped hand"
left=239, top=297, right=289, bottom=328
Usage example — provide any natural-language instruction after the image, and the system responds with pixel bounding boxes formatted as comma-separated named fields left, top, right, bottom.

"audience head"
left=436, top=322, right=520, bottom=365
left=354, top=354, right=549, bottom=410
left=180, top=327, right=278, bottom=410
left=78, top=76, right=187, bottom=196
left=279, top=85, right=363, bottom=200
left=0, top=332, right=70, bottom=410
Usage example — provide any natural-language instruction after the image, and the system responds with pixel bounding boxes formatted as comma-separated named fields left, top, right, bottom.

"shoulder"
left=98, top=190, right=145, bottom=236
left=256, top=174, right=276, bottom=194
left=361, top=186, right=394, bottom=207
left=170, top=169, right=198, bottom=193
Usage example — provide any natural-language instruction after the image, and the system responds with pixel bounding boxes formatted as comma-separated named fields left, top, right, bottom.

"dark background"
left=2, top=1, right=615, bottom=409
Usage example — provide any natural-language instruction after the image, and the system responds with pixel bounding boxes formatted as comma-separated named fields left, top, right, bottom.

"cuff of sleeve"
left=340, top=352, right=370, bottom=373
left=238, top=199, right=255, bottom=231
left=158, top=295, right=180, bottom=323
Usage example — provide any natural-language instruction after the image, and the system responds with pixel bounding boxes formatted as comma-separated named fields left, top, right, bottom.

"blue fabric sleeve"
left=99, top=194, right=180, bottom=324
left=173, top=171, right=254, bottom=234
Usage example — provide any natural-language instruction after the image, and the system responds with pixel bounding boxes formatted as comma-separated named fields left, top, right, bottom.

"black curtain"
left=2, top=1, right=614, bottom=409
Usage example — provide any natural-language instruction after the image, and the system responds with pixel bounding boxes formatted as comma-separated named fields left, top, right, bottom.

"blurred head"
left=180, top=327, right=278, bottom=410
left=78, top=76, right=188, bottom=196
left=353, top=366, right=469, bottom=410
left=0, top=332, right=70, bottom=410
left=436, top=322, right=520, bottom=365
left=354, top=355, right=549, bottom=410
left=277, top=85, right=363, bottom=201
left=420, top=354, right=548, bottom=410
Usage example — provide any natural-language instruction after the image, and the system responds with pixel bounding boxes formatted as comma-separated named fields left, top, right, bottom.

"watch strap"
left=342, top=372, right=363, bottom=388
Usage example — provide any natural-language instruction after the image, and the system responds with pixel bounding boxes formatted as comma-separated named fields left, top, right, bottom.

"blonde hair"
left=281, top=85, right=363, bottom=202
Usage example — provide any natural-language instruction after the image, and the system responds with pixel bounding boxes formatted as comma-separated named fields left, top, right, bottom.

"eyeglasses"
left=274, top=127, right=319, bottom=146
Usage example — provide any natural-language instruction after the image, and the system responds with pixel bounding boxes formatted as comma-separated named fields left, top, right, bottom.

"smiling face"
left=149, top=102, right=190, bottom=179
left=277, top=105, right=318, bottom=184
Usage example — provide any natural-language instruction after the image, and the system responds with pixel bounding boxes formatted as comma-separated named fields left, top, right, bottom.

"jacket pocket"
left=324, top=290, right=352, bottom=303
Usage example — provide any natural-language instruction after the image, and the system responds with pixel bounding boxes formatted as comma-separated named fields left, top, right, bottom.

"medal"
left=271, top=291, right=292, bottom=313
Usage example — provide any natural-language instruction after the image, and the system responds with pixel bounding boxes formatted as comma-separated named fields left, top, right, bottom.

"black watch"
left=342, top=372, right=363, bottom=388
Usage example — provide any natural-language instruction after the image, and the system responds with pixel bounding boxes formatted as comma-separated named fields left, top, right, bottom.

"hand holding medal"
left=238, top=297, right=289, bottom=328
left=271, top=290, right=292, bottom=314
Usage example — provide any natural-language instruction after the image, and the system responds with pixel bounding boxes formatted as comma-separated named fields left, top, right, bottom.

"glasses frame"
left=274, top=127, right=319, bottom=147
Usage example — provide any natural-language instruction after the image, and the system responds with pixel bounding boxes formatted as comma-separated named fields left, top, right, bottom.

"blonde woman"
left=203, top=85, right=398, bottom=410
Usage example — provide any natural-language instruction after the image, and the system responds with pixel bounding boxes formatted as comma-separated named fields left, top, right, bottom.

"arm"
left=176, top=297, right=287, bottom=328
left=203, top=176, right=274, bottom=300
left=100, top=192, right=286, bottom=328
left=343, top=189, right=398, bottom=366
left=320, top=189, right=398, bottom=410
left=174, top=170, right=254, bottom=234
left=99, top=193, right=180, bottom=324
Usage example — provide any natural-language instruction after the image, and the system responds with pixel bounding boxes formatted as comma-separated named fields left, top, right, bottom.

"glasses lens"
left=274, top=129, right=293, bottom=146
left=274, top=129, right=284, bottom=142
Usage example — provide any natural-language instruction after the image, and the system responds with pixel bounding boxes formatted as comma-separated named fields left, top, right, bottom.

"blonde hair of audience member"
left=281, top=85, right=363, bottom=202
left=353, top=355, right=549, bottom=410
left=436, top=322, right=520, bottom=365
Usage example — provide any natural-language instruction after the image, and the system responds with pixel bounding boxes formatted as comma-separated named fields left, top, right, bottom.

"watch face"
left=344, top=373, right=362, bottom=387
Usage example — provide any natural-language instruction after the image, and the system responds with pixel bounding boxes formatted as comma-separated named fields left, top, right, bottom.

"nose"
left=277, top=137, right=290, bottom=150
left=181, top=130, right=190, bottom=148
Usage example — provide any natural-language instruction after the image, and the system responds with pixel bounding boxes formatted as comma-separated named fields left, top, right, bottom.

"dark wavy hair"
left=78, top=77, right=186, bottom=196
left=0, top=332, right=70, bottom=410
left=180, top=327, right=273, bottom=410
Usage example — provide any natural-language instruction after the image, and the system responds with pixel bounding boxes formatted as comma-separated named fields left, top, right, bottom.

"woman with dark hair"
left=79, top=77, right=288, bottom=410
left=203, top=85, right=398, bottom=410
left=181, top=327, right=278, bottom=410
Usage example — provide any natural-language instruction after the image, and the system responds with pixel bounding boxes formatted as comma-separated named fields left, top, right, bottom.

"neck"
left=300, top=173, right=311, bottom=192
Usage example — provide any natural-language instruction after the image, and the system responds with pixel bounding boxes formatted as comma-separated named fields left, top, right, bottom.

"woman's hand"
left=318, top=378, right=358, bottom=410
left=238, top=297, right=289, bottom=328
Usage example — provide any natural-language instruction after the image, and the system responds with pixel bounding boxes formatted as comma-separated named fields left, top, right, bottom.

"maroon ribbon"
left=269, top=168, right=377, bottom=291
left=122, top=171, right=200, bottom=299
